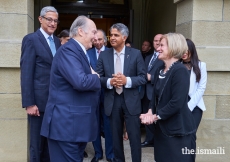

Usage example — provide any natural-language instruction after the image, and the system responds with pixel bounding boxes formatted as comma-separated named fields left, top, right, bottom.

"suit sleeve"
left=188, top=62, right=207, bottom=111
left=20, top=36, right=36, bottom=108
left=157, top=68, right=190, bottom=120
left=129, top=51, right=147, bottom=87
left=58, top=48, right=101, bottom=91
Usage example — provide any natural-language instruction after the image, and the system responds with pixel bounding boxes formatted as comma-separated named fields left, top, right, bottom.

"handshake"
left=140, top=109, right=159, bottom=125
left=110, top=72, right=127, bottom=88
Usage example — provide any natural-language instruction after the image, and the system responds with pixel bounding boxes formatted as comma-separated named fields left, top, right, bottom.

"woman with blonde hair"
left=140, top=33, right=196, bottom=162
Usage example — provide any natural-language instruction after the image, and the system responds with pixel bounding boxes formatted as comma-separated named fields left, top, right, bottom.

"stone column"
left=175, top=0, right=230, bottom=161
left=0, top=0, right=34, bottom=161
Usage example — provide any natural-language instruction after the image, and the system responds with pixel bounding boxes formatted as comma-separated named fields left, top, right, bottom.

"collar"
left=73, top=39, right=87, bottom=54
left=113, top=46, right=126, bottom=55
left=40, top=27, right=53, bottom=39
left=154, top=51, right=159, bottom=57
left=95, top=45, right=105, bottom=52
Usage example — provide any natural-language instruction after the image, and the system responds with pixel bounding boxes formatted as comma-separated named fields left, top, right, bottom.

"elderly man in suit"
left=20, top=6, right=61, bottom=162
left=40, top=16, right=101, bottom=162
left=96, top=23, right=146, bottom=162
left=141, top=34, right=164, bottom=148
left=88, top=29, right=114, bottom=162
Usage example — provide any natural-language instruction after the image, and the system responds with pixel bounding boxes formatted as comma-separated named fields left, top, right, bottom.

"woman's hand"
left=140, top=109, right=158, bottom=125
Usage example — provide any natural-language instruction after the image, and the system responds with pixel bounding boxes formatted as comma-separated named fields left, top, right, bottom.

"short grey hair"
left=40, top=6, right=58, bottom=17
left=69, top=15, right=89, bottom=38
left=110, top=23, right=129, bottom=37
left=97, top=29, right=107, bottom=42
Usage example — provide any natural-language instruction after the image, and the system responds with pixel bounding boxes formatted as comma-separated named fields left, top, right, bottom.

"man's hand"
left=116, top=72, right=127, bottom=86
left=140, top=109, right=158, bottom=125
left=26, top=105, right=40, bottom=116
left=110, top=74, right=118, bottom=87
left=147, top=73, right=151, bottom=81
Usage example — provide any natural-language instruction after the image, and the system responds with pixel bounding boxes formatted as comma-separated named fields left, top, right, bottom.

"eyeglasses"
left=42, top=16, right=60, bottom=24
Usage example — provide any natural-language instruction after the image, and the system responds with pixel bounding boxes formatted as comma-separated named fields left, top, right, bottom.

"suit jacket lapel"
left=108, top=48, right=114, bottom=75
left=70, top=39, right=90, bottom=67
left=92, top=50, right=97, bottom=65
left=157, top=66, right=174, bottom=103
left=145, top=54, right=153, bottom=70
left=36, top=29, right=53, bottom=59
left=123, top=47, right=131, bottom=75
left=189, top=67, right=195, bottom=95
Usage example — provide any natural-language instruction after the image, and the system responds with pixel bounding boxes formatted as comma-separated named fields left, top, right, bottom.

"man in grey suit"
left=20, top=6, right=61, bottom=162
left=141, top=34, right=164, bottom=148
left=96, top=23, right=146, bottom=162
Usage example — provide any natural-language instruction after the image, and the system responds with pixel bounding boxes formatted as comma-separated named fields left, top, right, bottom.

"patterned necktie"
left=148, top=52, right=157, bottom=72
left=97, top=50, right=101, bottom=54
left=115, top=53, right=123, bottom=94
left=48, top=36, right=56, bottom=56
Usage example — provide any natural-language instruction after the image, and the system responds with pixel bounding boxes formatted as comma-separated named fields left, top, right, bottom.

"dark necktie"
left=48, top=36, right=56, bottom=56
left=148, top=53, right=157, bottom=72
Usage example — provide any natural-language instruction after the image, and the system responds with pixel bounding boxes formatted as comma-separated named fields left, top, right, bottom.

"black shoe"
left=91, top=156, right=103, bottom=162
left=84, top=151, right=88, bottom=158
left=141, top=141, right=154, bottom=147
left=106, top=158, right=115, bottom=162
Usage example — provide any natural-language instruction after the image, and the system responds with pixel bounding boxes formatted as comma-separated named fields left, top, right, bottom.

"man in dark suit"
left=141, top=34, right=164, bottom=148
left=88, top=29, right=114, bottom=162
left=40, top=15, right=101, bottom=162
left=20, top=6, right=61, bottom=162
left=96, top=23, right=146, bottom=162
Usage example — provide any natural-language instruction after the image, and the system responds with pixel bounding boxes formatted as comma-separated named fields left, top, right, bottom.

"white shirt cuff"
left=124, top=77, right=132, bottom=88
left=107, top=78, right=113, bottom=89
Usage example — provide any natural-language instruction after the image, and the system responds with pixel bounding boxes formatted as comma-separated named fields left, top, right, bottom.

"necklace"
left=159, top=60, right=179, bottom=79
left=182, top=61, right=192, bottom=70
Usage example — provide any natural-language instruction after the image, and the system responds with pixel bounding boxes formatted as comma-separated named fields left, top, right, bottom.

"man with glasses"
left=20, top=6, right=61, bottom=162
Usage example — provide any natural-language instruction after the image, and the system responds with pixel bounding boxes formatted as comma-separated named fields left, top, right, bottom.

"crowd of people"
left=20, top=6, right=207, bottom=162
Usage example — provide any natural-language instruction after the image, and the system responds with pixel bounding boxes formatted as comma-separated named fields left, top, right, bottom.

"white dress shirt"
left=40, top=27, right=54, bottom=46
left=107, top=46, right=132, bottom=89
left=95, top=46, right=105, bottom=59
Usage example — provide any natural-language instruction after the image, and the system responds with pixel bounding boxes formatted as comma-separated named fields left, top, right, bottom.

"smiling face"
left=39, top=11, right=58, bottom=35
left=157, top=38, right=170, bottom=61
left=110, top=28, right=127, bottom=51
left=80, top=19, right=97, bottom=50
left=93, top=30, right=105, bottom=50
left=153, top=34, right=162, bottom=51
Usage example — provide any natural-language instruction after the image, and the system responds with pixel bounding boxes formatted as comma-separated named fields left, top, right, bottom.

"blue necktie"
left=86, top=52, right=90, bottom=64
left=48, top=36, right=56, bottom=56
left=148, top=53, right=157, bottom=72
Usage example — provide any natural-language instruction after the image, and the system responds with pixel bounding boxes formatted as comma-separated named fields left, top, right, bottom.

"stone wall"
left=176, top=0, right=230, bottom=161
left=0, top=0, right=34, bottom=161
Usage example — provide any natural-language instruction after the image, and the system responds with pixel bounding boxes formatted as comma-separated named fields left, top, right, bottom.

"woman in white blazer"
left=182, top=39, right=207, bottom=160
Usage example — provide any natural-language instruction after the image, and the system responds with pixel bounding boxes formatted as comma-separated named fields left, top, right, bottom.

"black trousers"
left=191, top=107, right=203, bottom=161
left=141, top=93, right=154, bottom=143
left=28, top=113, right=49, bottom=162
left=110, top=93, right=141, bottom=162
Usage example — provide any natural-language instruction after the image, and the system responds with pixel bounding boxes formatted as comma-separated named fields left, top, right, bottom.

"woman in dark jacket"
left=140, top=33, right=196, bottom=162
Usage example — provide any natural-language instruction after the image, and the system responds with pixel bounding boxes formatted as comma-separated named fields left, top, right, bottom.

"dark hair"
left=144, top=40, right=152, bottom=48
left=57, top=29, right=70, bottom=38
left=125, top=40, right=134, bottom=47
left=186, top=39, right=201, bottom=82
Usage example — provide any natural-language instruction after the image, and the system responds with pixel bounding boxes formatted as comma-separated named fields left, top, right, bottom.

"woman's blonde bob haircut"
left=160, top=33, right=188, bottom=59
